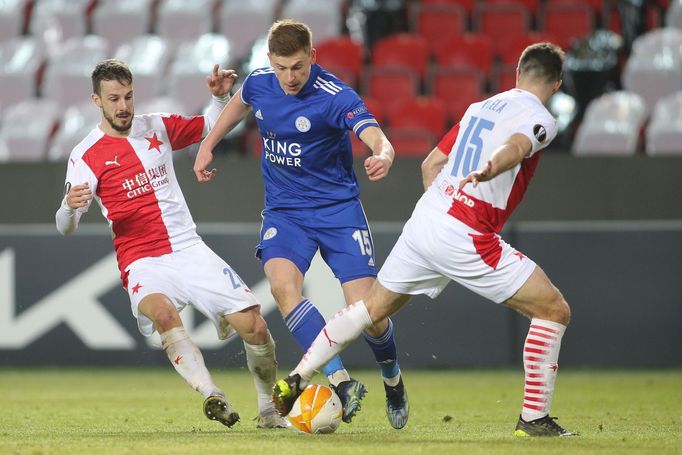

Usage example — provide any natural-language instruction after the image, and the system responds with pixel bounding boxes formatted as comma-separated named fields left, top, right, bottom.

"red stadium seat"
left=362, top=96, right=386, bottom=125
left=475, top=4, right=530, bottom=55
left=386, top=128, right=437, bottom=157
left=484, top=0, right=541, bottom=15
left=432, top=33, right=495, bottom=76
left=498, top=32, right=560, bottom=66
left=547, top=0, right=605, bottom=15
left=542, top=3, right=595, bottom=50
left=427, top=67, right=485, bottom=121
left=315, top=36, right=364, bottom=87
left=371, top=33, right=430, bottom=79
left=387, top=96, right=449, bottom=138
left=364, top=66, right=419, bottom=109
left=412, top=3, right=467, bottom=54
left=420, top=0, right=475, bottom=13
left=495, top=64, right=518, bottom=92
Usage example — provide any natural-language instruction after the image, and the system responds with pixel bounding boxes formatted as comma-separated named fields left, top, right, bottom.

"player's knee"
left=268, top=278, right=300, bottom=307
left=546, top=290, right=571, bottom=326
left=150, top=305, right=181, bottom=332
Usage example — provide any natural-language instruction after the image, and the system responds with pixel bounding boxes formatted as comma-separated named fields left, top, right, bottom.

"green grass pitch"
left=1, top=368, right=680, bottom=454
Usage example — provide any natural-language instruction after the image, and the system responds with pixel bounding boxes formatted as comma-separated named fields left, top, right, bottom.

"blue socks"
left=363, top=318, right=400, bottom=381
left=284, top=299, right=345, bottom=377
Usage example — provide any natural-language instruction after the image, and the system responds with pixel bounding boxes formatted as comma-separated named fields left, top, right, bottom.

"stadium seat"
left=168, top=34, right=232, bottom=114
left=495, top=64, right=518, bottom=92
left=113, top=35, right=172, bottom=104
left=475, top=3, right=530, bottom=55
left=42, top=35, right=108, bottom=108
left=0, top=37, right=45, bottom=116
left=631, top=28, right=682, bottom=59
left=218, top=0, right=276, bottom=61
left=572, top=91, right=647, bottom=156
left=666, top=0, right=682, bottom=28
left=622, top=51, right=682, bottom=115
left=156, top=0, right=214, bottom=53
left=0, top=0, right=28, bottom=42
left=432, top=33, right=495, bottom=76
left=386, top=128, right=437, bottom=157
left=315, top=36, right=364, bottom=87
left=546, top=0, right=606, bottom=15
left=411, top=3, right=466, bottom=54
left=387, top=96, right=449, bottom=138
left=427, top=66, right=484, bottom=121
left=47, top=101, right=99, bottom=161
left=485, top=0, right=541, bottom=15
left=498, top=32, right=560, bottom=66
left=541, top=3, right=595, bottom=51
left=364, top=66, right=419, bottom=110
left=645, top=91, right=682, bottom=156
left=371, top=34, right=430, bottom=79
left=420, top=0, right=475, bottom=14
left=29, top=0, right=90, bottom=43
left=281, top=0, right=344, bottom=45
left=91, top=0, right=153, bottom=54
left=0, top=98, right=59, bottom=162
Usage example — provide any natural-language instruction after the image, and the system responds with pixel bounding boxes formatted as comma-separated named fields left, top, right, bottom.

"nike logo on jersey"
left=255, top=109, right=263, bottom=120
left=105, top=155, right=120, bottom=167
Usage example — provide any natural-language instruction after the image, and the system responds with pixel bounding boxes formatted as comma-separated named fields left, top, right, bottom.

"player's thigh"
left=179, top=243, right=261, bottom=340
left=257, top=210, right=319, bottom=275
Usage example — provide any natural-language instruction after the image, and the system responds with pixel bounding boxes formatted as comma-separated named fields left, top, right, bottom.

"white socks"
left=244, top=334, right=278, bottom=414
left=521, top=318, right=566, bottom=422
left=160, top=327, right=221, bottom=399
left=295, top=300, right=374, bottom=382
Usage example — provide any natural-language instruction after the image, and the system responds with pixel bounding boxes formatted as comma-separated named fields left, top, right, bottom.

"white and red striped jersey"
left=426, top=89, right=558, bottom=233
left=62, top=113, right=206, bottom=283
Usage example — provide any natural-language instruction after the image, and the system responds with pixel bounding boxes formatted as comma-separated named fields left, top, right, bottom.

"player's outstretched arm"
left=459, top=133, right=531, bottom=189
left=194, top=88, right=251, bottom=183
left=359, top=126, right=394, bottom=182
left=55, top=182, right=92, bottom=235
left=421, top=146, right=449, bottom=191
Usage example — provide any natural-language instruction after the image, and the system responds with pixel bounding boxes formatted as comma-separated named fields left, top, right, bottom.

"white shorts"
left=378, top=203, right=536, bottom=303
left=125, top=242, right=259, bottom=338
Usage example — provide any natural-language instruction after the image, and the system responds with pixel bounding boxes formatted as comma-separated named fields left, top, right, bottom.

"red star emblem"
left=550, top=363, right=558, bottom=372
left=514, top=251, right=525, bottom=261
left=132, top=282, right=143, bottom=294
left=174, top=355, right=182, bottom=365
left=145, top=133, right=163, bottom=153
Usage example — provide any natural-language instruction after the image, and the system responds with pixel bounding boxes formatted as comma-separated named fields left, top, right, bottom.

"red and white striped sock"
left=521, top=318, right=566, bottom=422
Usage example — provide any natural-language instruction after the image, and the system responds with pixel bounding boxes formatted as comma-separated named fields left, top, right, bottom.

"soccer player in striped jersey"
left=194, top=20, right=409, bottom=428
left=56, top=59, right=288, bottom=430
left=273, top=42, right=578, bottom=437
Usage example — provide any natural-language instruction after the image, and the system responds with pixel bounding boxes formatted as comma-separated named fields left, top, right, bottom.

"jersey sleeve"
left=161, top=114, right=205, bottom=151
left=328, top=89, right=379, bottom=137
left=64, top=156, right=98, bottom=211
left=240, top=72, right=254, bottom=106
left=515, top=109, right=558, bottom=157
left=436, top=122, right=461, bottom=156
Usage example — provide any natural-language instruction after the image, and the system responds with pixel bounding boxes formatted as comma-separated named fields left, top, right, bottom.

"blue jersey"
left=241, top=64, right=379, bottom=209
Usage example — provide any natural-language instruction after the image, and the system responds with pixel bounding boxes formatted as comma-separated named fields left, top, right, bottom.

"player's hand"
left=207, top=64, right=238, bottom=98
left=459, top=160, right=494, bottom=189
left=66, top=183, right=92, bottom=209
left=193, top=142, right=217, bottom=183
left=364, top=154, right=393, bottom=182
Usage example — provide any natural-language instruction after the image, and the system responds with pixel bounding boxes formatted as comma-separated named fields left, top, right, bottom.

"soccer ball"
left=288, top=384, right=343, bottom=434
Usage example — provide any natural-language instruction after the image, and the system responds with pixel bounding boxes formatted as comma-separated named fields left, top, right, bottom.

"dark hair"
left=518, top=42, right=565, bottom=84
left=267, top=19, right=312, bottom=56
left=91, top=59, right=133, bottom=95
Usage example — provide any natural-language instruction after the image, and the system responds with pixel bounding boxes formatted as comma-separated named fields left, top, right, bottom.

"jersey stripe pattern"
left=64, top=114, right=205, bottom=284
left=429, top=89, right=558, bottom=233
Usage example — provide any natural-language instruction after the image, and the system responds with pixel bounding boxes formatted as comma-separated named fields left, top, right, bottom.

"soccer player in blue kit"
left=193, top=20, right=409, bottom=429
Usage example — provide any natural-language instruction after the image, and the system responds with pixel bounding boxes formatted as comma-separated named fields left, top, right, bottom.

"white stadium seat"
left=0, top=38, right=45, bottom=116
left=29, top=0, right=90, bottom=44
left=622, top=50, right=682, bottom=116
left=281, top=0, right=343, bottom=45
left=114, top=35, right=172, bottom=104
left=0, top=0, right=27, bottom=42
left=47, top=101, right=100, bottom=161
left=156, top=0, right=214, bottom=54
left=631, top=28, right=682, bottom=59
left=572, top=91, right=647, bottom=156
left=168, top=33, right=232, bottom=114
left=645, top=91, right=682, bottom=156
left=91, top=0, right=153, bottom=54
left=218, top=0, right=277, bottom=60
left=0, top=98, right=59, bottom=162
left=42, top=35, right=108, bottom=108
left=666, top=0, right=682, bottom=29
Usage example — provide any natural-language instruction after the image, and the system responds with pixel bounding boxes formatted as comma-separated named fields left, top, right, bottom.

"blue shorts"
left=256, top=199, right=377, bottom=283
